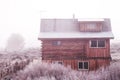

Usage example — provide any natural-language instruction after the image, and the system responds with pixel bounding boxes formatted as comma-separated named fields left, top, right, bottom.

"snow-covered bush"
left=0, top=59, right=120, bottom=80
left=12, top=60, right=80, bottom=80
left=0, top=58, right=30, bottom=80
left=0, top=48, right=41, bottom=79
left=11, top=60, right=120, bottom=80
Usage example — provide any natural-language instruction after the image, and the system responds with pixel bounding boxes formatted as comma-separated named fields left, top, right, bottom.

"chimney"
left=73, top=14, right=75, bottom=19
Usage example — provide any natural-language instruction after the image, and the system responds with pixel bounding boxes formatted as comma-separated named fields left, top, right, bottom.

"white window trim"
left=89, top=40, right=106, bottom=48
left=78, top=61, right=89, bottom=70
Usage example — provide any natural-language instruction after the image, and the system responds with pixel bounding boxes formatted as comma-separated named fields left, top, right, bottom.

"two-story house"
left=38, top=18, right=114, bottom=70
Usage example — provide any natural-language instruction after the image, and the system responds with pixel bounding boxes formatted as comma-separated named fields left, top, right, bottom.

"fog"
left=0, top=0, right=120, bottom=49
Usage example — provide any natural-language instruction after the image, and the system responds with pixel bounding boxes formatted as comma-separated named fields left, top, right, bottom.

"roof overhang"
left=38, top=32, right=114, bottom=40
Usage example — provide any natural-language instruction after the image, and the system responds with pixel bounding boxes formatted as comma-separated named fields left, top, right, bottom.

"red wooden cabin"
left=38, top=18, right=114, bottom=70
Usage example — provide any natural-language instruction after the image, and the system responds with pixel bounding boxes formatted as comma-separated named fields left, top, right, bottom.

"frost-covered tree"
left=6, top=33, right=25, bottom=52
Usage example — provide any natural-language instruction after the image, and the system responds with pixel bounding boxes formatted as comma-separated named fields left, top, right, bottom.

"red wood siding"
left=41, top=38, right=111, bottom=70
left=86, top=39, right=110, bottom=57
left=42, top=40, right=86, bottom=60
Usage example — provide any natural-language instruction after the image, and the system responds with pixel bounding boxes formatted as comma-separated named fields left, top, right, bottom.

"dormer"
left=79, top=19, right=104, bottom=32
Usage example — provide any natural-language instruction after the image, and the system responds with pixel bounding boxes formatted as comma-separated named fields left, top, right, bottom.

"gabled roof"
left=38, top=18, right=114, bottom=39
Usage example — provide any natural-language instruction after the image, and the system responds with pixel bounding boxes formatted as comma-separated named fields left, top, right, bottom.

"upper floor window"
left=90, top=40, right=105, bottom=48
left=52, top=41, right=61, bottom=46
left=86, top=23, right=96, bottom=30
left=78, top=61, right=89, bottom=70
left=80, top=22, right=102, bottom=32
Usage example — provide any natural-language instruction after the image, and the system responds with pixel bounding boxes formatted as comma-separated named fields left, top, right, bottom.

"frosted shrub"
left=11, top=60, right=120, bottom=80
left=86, top=61, right=120, bottom=80
left=12, top=60, right=80, bottom=80
left=102, top=62, right=120, bottom=80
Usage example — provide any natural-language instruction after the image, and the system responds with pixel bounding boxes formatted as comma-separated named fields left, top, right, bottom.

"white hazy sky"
left=0, top=0, right=120, bottom=48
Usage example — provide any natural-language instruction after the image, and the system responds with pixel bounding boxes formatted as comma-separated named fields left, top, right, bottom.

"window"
left=52, top=41, right=61, bottom=46
left=90, top=40, right=105, bottom=48
left=86, top=23, right=96, bottom=30
left=80, top=23, right=102, bottom=32
left=98, top=40, right=105, bottom=47
left=78, top=62, right=89, bottom=70
left=53, top=61, right=63, bottom=65
left=58, top=62, right=63, bottom=65
left=91, top=40, right=97, bottom=47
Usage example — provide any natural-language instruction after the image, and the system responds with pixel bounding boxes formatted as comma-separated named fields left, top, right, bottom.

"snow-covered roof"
left=39, top=18, right=114, bottom=39
left=40, top=19, right=79, bottom=32
left=38, top=32, right=114, bottom=39
left=40, top=18, right=111, bottom=32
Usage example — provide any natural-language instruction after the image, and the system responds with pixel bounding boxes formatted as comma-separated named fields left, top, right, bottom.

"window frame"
left=89, top=40, right=106, bottom=48
left=78, top=61, right=89, bottom=70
